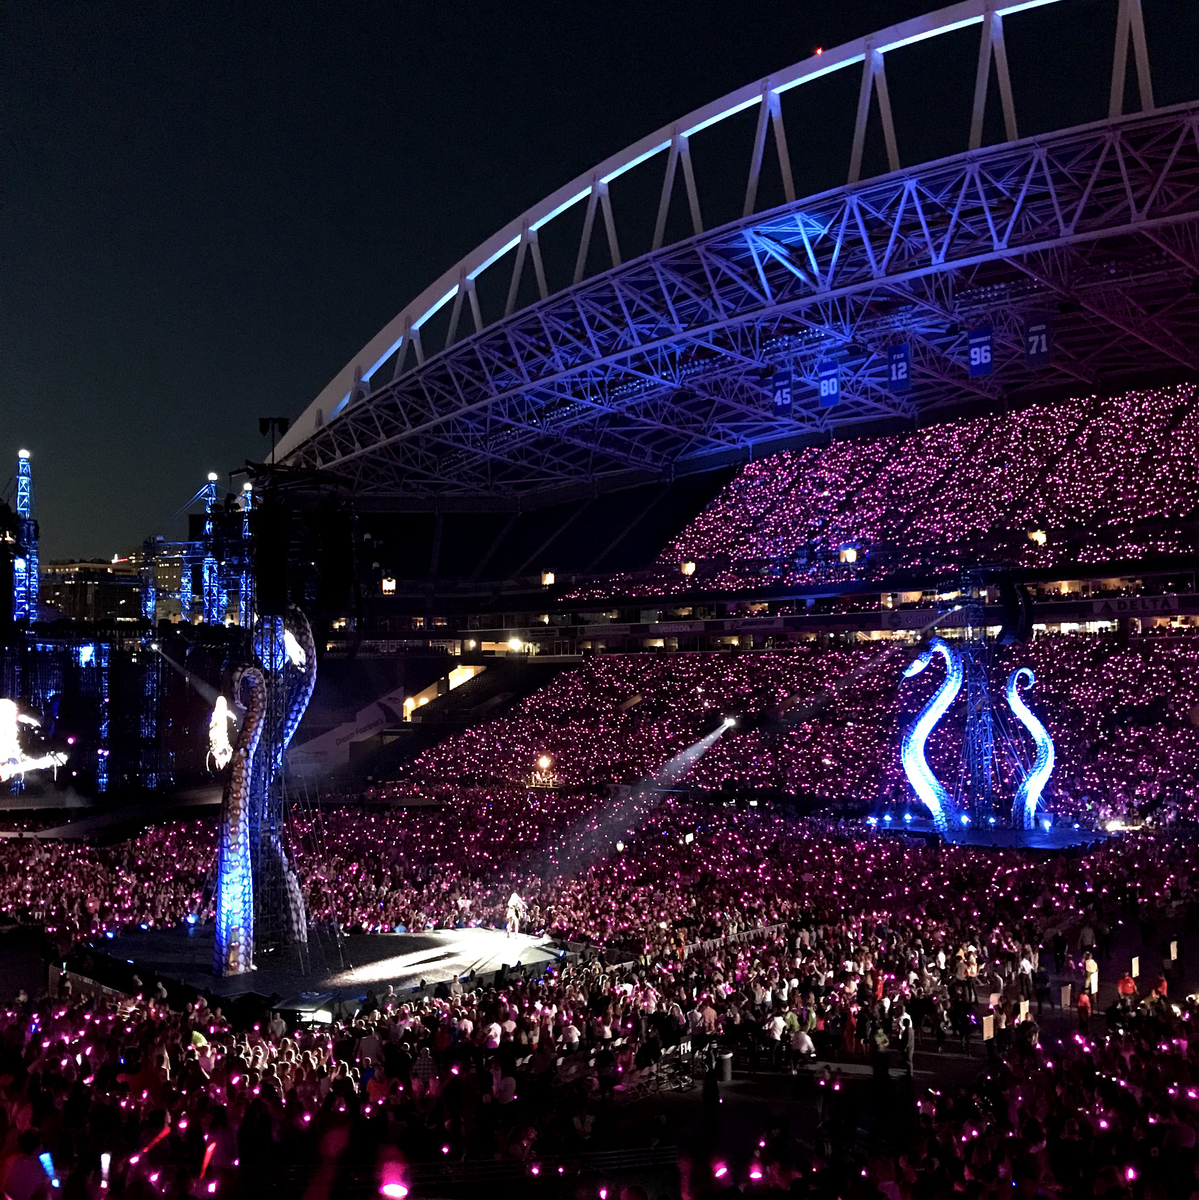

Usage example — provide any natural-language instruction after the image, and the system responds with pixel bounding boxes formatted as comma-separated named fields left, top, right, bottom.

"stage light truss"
left=276, top=0, right=1199, bottom=503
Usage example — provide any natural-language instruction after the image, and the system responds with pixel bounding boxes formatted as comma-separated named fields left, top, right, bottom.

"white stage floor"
left=89, top=924, right=563, bottom=1005
left=324, top=927, right=559, bottom=990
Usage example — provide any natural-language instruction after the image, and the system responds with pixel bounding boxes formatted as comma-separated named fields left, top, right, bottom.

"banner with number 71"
left=1025, top=317, right=1053, bottom=368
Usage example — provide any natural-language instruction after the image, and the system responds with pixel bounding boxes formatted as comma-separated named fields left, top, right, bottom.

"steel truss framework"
left=277, top=0, right=1198, bottom=503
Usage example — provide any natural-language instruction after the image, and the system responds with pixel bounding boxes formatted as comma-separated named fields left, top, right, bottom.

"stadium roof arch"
left=273, top=0, right=1199, bottom=509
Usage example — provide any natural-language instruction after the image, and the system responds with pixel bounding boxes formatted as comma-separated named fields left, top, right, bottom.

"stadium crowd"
left=385, top=632, right=1199, bottom=826
left=4, top=629, right=1199, bottom=946
left=1, top=629, right=1199, bottom=1194
left=567, top=383, right=1199, bottom=595
left=1, top=810, right=1198, bottom=1198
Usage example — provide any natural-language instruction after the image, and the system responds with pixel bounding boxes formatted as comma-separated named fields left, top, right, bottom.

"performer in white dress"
left=506, top=891, right=526, bottom=937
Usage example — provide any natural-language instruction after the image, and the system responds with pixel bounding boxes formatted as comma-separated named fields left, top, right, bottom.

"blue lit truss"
left=12, top=452, right=37, bottom=623
left=271, top=0, right=1199, bottom=507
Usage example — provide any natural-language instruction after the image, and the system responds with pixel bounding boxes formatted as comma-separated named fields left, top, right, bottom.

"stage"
left=83, top=925, right=567, bottom=1016
left=868, top=814, right=1111, bottom=850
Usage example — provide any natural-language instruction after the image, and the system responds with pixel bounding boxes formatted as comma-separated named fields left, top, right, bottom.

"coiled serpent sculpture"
left=214, top=606, right=316, bottom=976
left=213, top=665, right=265, bottom=976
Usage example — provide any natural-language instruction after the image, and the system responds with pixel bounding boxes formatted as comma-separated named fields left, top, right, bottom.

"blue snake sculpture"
left=901, top=640, right=1055, bottom=833
left=899, top=637, right=962, bottom=834
left=1006, top=666, right=1055, bottom=829
left=214, top=665, right=265, bottom=976
left=260, top=607, right=317, bottom=950
left=214, top=606, right=316, bottom=976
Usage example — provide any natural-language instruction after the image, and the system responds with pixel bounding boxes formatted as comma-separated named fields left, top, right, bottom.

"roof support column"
left=1110, top=0, right=1155, bottom=119
left=849, top=45, right=899, bottom=185
left=970, top=8, right=1018, bottom=150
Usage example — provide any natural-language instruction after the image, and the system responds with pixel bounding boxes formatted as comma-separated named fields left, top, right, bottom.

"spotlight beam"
left=155, top=648, right=224, bottom=709
left=523, top=722, right=733, bottom=881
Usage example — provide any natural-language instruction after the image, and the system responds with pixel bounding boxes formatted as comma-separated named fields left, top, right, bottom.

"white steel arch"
left=274, top=0, right=1161, bottom=480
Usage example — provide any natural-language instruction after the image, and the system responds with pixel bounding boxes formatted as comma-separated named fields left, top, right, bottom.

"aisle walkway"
left=0, top=787, right=220, bottom=841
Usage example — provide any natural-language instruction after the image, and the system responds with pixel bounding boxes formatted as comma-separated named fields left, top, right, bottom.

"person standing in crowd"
left=1078, top=921, right=1096, bottom=959
left=1077, top=988, right=1092, bottom=1034
left=1018, top=950, right=1034, bottom=1002
left=899, top=1012, right=916, bottom=1077
left=1033, top=963, right=1052, bottom=1014
left=2, top=1132, right=50, bottom=1200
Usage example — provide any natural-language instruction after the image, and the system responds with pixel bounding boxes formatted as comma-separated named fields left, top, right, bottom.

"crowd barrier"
left=48, top=965, right=130, bottom=1003
left=601, top=922, right=791, bottom=973
left=683, top=922, right=788, bottom=959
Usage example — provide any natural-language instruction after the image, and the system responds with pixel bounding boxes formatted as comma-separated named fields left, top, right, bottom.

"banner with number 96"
left=967, top=326, right=993, bottom=378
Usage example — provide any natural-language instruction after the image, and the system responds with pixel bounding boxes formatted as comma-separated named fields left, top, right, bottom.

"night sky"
left=4, top=1, right=1197, bottom=560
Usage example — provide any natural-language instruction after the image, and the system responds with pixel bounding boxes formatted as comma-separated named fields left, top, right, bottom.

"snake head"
left=1009, top=666, right=1035, bottom=691
left=903, top=651, right=932, bottom=679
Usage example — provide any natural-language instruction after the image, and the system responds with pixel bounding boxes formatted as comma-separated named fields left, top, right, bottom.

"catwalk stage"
left=870, top=814, right=1111, bottom=850
left=83, top=925, right=568, bottom=1016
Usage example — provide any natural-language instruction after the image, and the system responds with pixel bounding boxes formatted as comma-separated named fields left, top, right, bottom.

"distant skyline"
left=4, top=0, right=1197, bottom=559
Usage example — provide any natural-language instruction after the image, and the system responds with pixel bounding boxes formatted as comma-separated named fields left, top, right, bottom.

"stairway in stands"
left=411, top=659, right=569, bottom=727
left=338, top=658, right=573, bottom=785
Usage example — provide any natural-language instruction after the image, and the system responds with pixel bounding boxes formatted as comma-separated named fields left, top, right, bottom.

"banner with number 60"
left=817, top=360, right=840, bottom=408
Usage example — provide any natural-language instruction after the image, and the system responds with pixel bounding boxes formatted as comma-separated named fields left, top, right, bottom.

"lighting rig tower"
left=139, top=548, right=156, bottom=623
left=201, top=473, right=224, bottom=626
left=956, top=571, right=998, bottom=821
left=12, top=451, right=37, bottom=625
left=237, top=483, right=254, bottom=629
